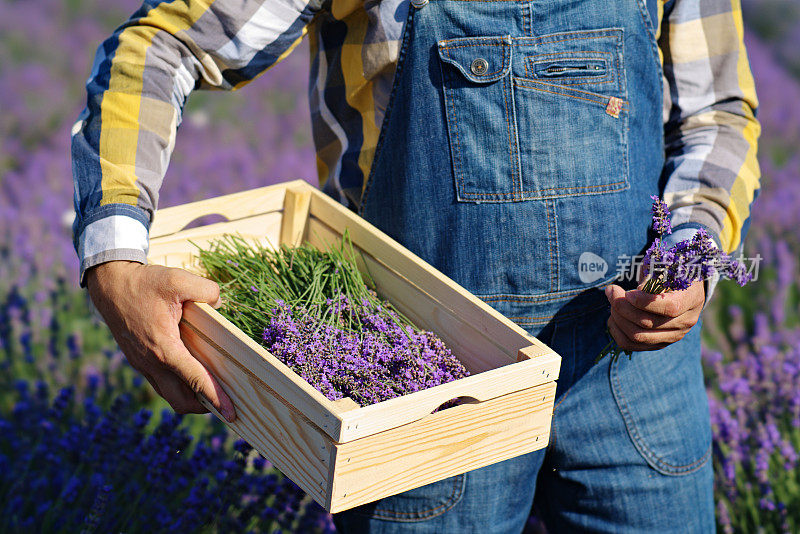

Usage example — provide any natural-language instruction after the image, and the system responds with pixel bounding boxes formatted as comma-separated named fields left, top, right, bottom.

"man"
left=72, top=0, right=759, bottom=531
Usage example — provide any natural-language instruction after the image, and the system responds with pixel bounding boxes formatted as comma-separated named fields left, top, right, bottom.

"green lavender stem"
left=193, top=231, right=413, bottom=339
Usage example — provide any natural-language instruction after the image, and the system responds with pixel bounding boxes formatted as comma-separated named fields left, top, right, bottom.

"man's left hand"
left=604, top=280, right=704, bottom=352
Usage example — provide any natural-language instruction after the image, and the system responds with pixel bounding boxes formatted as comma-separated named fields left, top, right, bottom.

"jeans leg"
left=533, top=316, right=714, bottom=533
left=333, top=449, right=545, bottom=534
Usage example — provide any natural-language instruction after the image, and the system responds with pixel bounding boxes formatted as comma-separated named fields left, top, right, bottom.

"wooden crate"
left=147, top=180, right=561, bottom=513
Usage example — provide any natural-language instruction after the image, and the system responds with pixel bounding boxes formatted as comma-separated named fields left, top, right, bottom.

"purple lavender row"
left=261, top=295, right=470, bottom=406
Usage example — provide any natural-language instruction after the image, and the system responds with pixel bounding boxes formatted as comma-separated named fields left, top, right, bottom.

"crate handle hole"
left=432, top=396, right=480, bottom=414
left=180, top=213, right=231, bottom=231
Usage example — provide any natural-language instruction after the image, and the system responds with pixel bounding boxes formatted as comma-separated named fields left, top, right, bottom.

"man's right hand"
left=86, top=261, right=237, bottom=422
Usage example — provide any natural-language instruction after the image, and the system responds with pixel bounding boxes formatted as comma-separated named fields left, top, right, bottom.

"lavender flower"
left=649, top=194, right=672, bottom=236
left=642, top=226, right=753, bottom=292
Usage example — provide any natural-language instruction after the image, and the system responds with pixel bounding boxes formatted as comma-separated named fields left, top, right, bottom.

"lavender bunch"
left=262, top=296, right=468, bottom=405
left=198, top=233, right=469, bottom=407
left=597, top=196, right=753, bottom=363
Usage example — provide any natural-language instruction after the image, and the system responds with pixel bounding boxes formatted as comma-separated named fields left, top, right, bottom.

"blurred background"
left=0, top=0, right=798, bottom=531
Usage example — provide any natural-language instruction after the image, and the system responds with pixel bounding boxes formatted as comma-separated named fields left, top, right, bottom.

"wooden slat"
left=182, top=323, right=333, bottom=506
left=148, top=212, right=283, bottom=269
left=306, top=192, right=548, bottom=356
left=334, top=351, right=559, bottom=442
left=328, top=381, right=557, bottom=512
left=149, top=180, right=309, bottom=238
left=280, top=187, right=312, bottom=246
left=305, top=218, right=537, bottom=373
left=329, top=397, right=360, bottom=414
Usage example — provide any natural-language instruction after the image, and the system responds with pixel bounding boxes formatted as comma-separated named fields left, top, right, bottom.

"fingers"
left=150, top=369, right=209, bottom=414
left=624, top=281, right=705, bottom=317
left=167, top=268, right=222, bottom=307
left=607, top=315, right=671, bottom=352
left=159, top=340, right=236, bottom=423
left=606, top=285, right=692, bottom=330
left=89, top=262, right=234, bottom=421
left=611, top=310, right=685, bottom=348
left=605, top=283, right=701, bottom=352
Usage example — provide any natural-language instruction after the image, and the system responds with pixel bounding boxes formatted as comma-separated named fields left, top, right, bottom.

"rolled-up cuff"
left=77, top=213, right=150, bottom=287
left=661, top=224, right=720, bottom=306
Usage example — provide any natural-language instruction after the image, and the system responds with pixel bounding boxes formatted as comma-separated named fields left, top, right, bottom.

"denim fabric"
left=335, top=0, right=714, bottom=531
left=334, top=314, right=714, bottom=533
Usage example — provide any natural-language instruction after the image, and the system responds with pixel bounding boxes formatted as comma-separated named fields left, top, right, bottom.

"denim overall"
left=334, top=0, right=714, bottom=531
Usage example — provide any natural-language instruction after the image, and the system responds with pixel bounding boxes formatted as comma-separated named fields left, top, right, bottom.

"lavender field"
left=0, top=0, right=798, bottom=531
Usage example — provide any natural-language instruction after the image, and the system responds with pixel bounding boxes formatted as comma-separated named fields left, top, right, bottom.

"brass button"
left=470, top=57, right=489, bottom=76
left=411, top=0, right=428, bottom=8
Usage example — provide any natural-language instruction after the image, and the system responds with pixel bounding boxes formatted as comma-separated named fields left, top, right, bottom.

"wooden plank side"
left=335, top=352, right=560, bottom=443
left=328, top=381, right=557, bottom=513
left=181, top=324, right=333, bottom=506
left=149, top=180, right=309, bottom=238
left=305, top=217, right=553, bottom=374
left=305, top=192, right=553, bottom=358
left=305, top=218, right=508, bottom=371
left=181, top=302, right=346, bottom=440
left=148, top=212, right=283, bottom=270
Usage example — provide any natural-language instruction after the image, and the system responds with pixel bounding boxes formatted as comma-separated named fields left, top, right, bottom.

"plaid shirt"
left=71, top=0, right=760, bottom=286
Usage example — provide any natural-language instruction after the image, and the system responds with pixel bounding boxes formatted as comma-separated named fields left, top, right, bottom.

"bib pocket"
left=438, top=29, right=629, bottom=203
left=438, top=35, right=521, bottom=202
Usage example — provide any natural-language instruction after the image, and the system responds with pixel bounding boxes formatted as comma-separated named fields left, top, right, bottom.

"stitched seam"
left=446, top=86, right=466, bottom=199
left=522, top=2, right=531, bottom=37
left=358, top=4, right=415, bottom=215
left=551, top=199, right=560, bottom=292
left=526, top=52, right=612, bottom=84
left=514, top=81, right=609, bottom=106
left=503, top=75, right=522, bottom=199
left=457, top=179, right=627, bottom=198
left=611, top=362, right=712, bottom=473
left=534, top=179, right=626, bottom=191
left=507, top=302, right=608, bottom=324
left=546, top=200, right=556, bottom=292
left=365, top=475, right=465, bottom=520
left=553, top=387, right=571, bottom=412
left=634, top=0, right=662, bottom=71
left=439, top=36, right=508, bottom=45
left=515, top=82, right=630, bottom=112
left=527, top=51, right=612, bottom=59
left=514, top=78, right=630, bottom=109
left=440, top=42, right=506, bottom=51
left=479, top=280, right=615, bottom=302
left=525, top=34, right=615, bottom=46
left=456, top=182, right=629, bottom=200
left=535, top=78, right=614, bottom=86
left=513, top=29, right=622, bottom=46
